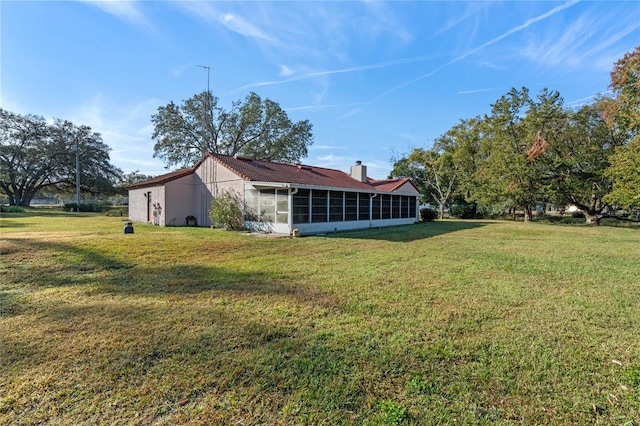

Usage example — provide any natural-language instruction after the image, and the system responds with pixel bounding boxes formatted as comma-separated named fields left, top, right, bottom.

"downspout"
left=369, top=193, right=378, bottom=227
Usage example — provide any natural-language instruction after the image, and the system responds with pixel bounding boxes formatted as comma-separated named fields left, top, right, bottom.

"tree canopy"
left=151, top=91, right=314, bottom=169
left=604, top=46, right=640, bottom=209
left=390, top=48, right=639, bottom=224
left=0, top=109, right=121, bottom=206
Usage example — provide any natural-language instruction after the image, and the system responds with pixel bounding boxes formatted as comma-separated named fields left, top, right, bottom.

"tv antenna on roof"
left=197, top=65, right=211, bottom=94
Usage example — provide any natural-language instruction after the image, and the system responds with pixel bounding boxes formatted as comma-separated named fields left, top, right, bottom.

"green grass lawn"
left=1, top=211, right=639, bottom=425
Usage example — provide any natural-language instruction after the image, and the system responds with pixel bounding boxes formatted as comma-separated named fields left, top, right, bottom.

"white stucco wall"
left=391, top=181, right=420, bottom=195
left=192, top=157, right=246, bottom=227
left=163, top=174, right=196, bottom=226
left=128, top=187, right=148, bottom=223
left=128, top=185, right=165, bottom=225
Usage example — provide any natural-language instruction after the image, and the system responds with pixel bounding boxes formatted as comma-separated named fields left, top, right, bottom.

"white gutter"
left=247, top=182, right=292, bottom=189
left=369, top=193, right=378, bottom=227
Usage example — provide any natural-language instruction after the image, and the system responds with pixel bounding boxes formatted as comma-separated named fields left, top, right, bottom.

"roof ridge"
left=125, top=166, right=195, bottom=189
left=211, top=153, right=352, bottom=176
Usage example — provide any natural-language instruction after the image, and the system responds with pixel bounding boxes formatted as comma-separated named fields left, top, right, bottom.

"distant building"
left=127, top=154, right=420, bottom=235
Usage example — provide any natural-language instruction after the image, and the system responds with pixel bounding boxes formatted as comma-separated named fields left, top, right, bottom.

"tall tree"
left=604, top=46, right=640, bottom=209
left=473, top=88, right=562, bottom=222
left=548, top=101, right=625, bottom=225
left=443, top=117, right=483, bottom=209
left=0, top=109, right=121, bottom=206
left=151, top=91, right=314, bottom=168
left=607, top=46, right=640, bottom=134
left=391, top=147, right=457, bottom=219
left=120, top=170, right=153, bottom=185
left=605, top=138, right=640, bottom=209
left=390, top=118, right=482, bottom=219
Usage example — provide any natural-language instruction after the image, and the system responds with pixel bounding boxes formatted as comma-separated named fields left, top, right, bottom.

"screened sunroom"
left=244, top=184, right=419, bottom=235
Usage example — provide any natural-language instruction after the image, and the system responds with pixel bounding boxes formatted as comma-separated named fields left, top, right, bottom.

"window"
left=329, top=191, right=344, bottom=222
left=293, top=189, right=310, bottom=224
left=381, top=195, right=391, bottom=219
left=359, top=193, right=370, bottom=221
left=371, top=195, right=381, bottom=220
left=409, top=197, right=417, bottom=218
left=276, top=189, right=288, bottom=224
left=392, top=195, right=401, bottom=219
left=345, top=192, right=358, bottom=221
left=245, top=188, right=259, bottom=221
left=311, top=190, right=328, bottom=223
left=259, top=189, right=275, bottom=223
left=401, top=196, right=409, bottom=218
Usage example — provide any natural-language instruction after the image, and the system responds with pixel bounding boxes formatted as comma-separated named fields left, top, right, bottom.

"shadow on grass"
left=1, top=295, right=378, bottom=422
left=104, top=264, right=338, bottom=308
left=1, top=237, right=338, bottom=309
left=2, top=237, right=131, bottom=273
left=323, top=220, right=487, bottom=242
left=0, top=210, right=104, bottom=229
left=3, top=208, right=86, bottom=217
left=0, top=221, right=29, bottom=229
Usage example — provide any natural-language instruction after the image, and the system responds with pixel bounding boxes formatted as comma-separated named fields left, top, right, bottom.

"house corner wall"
left=192, top=156, right=246, bottom=227
left=128, top=185, right=166, bottom=225
left=163, top=174, right=196, bottom=226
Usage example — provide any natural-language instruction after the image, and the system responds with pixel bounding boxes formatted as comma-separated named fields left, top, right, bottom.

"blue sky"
left=2, top=1, right=639, bottom=179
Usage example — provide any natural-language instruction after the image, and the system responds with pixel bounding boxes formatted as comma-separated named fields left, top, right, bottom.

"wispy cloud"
left=170, top=64, right=188, bottom=78
left=360, top=1, right=413, bottom=43
left=458, top=88, right=499, bottom=95
left=371, top=0, right=581, bottom=102
left=69, top=94, right=166, bottom=173
left=338, top=108, right=362, bottom=120
left=279, top=65, right=295, bottom=77
left=565, top=94, right=598, bottom=107
left=219, top=12, right=278, bottom=43
left=435, top=2, right=489, bottom=35
left=520, top=8, right=640, bottom=70
left=285, top=102, right=365, bottom=113
left=174, top=2, right=280, bottom=45
left=228, top=54, right=441, bottom=94
left=475, top=60, right=509, bottom=71
left=313, top=145, right=347, bottom=150
left=78, top=0, right=154, bottom=31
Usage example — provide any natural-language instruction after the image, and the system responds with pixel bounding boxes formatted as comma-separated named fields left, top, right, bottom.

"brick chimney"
left=350, top=160, right=367, bottom=182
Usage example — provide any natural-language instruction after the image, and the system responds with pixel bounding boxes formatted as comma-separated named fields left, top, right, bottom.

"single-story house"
left=127, top=153, right=421, bottom=235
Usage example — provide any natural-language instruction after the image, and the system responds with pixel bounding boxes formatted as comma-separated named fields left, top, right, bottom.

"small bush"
left=571, top=210, right=585, bottom=218
left=63, top=202, right=112, bottom=213
left=64, top=203, right=89, bottom=212
left=209, top=190, right=245, bottom=230
left=420, top=208, right=438, bottom=222
left=0, top=205, right=25, bottom=213
left=560, top=217, right=585, bottom=225
left=450, top=202, right=478, bottom=219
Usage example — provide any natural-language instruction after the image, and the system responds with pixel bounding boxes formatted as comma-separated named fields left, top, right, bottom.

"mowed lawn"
left=1, top=211, right=639, bottom=425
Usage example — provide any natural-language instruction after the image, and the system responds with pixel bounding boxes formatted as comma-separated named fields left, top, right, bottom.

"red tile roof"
left=369, top=178, right=415, bottom=192
left=213, top=154, right=376, bottom=190
left=127, top=153, right=419, bottom=194
left=125, top=167, right=194, bottom=189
